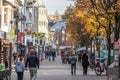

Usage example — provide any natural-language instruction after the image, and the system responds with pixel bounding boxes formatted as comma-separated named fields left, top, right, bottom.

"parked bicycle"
left=94, top=58, right=107, bottom=76
left=0, top=69, right=10, bottom=80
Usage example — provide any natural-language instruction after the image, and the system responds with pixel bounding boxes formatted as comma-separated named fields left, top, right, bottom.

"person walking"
left=13, top=52, right=17, bottom=64
left=25, top=48, right=39, bottom=80
left=82, top=52, right=89, bottom=75
left=61, top=50, right=65, bottom=63
left=48, top=50, right=52, bottom=61
left=52, top=50, right=56, bottom=61
left=45, top=51, right=48, bottom=59
left=15, top=57, right=25, bottom=80
left=77, top=51, right=82, bottom=62
left=70, top=54, right=77, bottom=75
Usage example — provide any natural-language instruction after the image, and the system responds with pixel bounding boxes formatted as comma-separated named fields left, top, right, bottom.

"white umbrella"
left=77, top=47, right=90, bottom=51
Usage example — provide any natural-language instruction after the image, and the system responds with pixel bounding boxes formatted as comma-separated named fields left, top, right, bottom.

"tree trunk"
left=90, top=39, right=92, bottom=54
left=93, top=39, right=95, bottom=53
left=114, top=12, right=120, bottom=42
left=107, top=21, right=112, bottom=66
left=107, top=37, right=111, bottom=66
left=96, top=39, right=100, bottom=58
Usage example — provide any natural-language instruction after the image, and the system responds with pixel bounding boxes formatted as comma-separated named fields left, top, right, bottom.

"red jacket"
left=61, top=51, right=65, bottom=57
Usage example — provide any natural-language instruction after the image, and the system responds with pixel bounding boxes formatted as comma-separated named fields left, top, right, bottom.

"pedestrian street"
left=11, top=56, right=107, bottom=80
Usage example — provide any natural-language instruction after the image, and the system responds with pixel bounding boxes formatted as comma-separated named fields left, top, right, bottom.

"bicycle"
left=0, top=69, right=11, bottom=80
left=94, top=58, right=107, bottom=76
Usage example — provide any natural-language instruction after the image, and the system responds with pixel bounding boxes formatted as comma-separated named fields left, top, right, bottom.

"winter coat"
left=25, top=54, right=39, bottom=68
left=15, top=61, right=25, bottom=72
left=82, top=54, right=89, bottom=68
left=70, top=56, right=77, bottom=64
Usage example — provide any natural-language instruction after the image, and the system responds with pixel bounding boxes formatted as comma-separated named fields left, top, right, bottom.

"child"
left=15, top=57, right=25, bottom=80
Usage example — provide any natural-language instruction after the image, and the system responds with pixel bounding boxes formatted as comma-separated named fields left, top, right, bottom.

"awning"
left=3, top=44, right=10, bottom=47
left=59, top=46, right=73, bottom=50
left=2, top=39, right=10, bottom=45
left=1, top=39, right=13, bottom=47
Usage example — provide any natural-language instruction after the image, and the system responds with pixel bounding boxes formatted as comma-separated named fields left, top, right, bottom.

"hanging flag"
left=12, top=28, right=15, bottom=39
left=16, top=32, right=23, bottom=43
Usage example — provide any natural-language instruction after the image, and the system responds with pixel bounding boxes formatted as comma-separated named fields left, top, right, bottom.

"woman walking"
left=82, top=52, right=89, bottom=75
left=15, top=57, right=25, bottom=80
left=48, top=50, right=52, bottom=61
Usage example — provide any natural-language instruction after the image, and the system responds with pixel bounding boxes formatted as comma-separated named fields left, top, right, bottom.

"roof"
left=48, top=22, right=56, bottom=27
left=53, top=21, right=66, bottom=30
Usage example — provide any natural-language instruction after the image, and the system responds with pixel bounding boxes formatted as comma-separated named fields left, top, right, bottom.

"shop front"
left=0, top=30, right=13, bottom=63
left=0, top=39, right=10, bottom=63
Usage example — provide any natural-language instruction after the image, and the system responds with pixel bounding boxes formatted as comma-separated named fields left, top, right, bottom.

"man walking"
left=70, top=54, right=77, bottom=75
left=25, top=48, right=39, bottom=80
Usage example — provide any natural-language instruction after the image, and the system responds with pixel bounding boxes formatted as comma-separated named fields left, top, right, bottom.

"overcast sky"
left=39, top=0, right=75, bottom=15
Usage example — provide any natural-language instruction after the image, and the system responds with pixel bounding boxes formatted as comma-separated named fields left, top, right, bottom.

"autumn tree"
left=65, top=0, right=101, bottom=53
left=64, top=5, right=83, bottom=47
left=65, top=7, right=89, bottom=48
left=90, top=0, right=120, bottom=65
left=114, top=0, right=120, bottom=41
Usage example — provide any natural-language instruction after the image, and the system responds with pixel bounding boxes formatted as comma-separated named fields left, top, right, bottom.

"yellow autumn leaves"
left=65, top=0, right=120, bottom=46
left=32, top=32, right=43, bottom=40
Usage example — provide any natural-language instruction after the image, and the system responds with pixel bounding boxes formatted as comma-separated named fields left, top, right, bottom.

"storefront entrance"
left=0, top=39, right=10, bottom=63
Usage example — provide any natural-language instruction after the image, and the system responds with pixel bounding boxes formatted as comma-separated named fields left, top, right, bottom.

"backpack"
left=71, top=56, right=77, bottom=64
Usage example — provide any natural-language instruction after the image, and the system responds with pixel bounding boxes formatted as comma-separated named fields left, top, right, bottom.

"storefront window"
left=4, top=8, right=8, bottom=25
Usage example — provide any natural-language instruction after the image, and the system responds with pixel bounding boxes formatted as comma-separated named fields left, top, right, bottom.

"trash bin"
left=108, top=67, right=119, bottom=80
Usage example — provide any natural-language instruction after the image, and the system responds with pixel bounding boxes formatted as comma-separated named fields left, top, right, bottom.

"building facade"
left=16, top=0, right=40, bottom=55
left=0, top=0, right=21, bottom=63
left=38, top=4, right=49, bottom=44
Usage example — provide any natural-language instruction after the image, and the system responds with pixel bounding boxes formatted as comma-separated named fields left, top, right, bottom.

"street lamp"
left=19, top=13, right=26, bottom=55
left=9, top=20, right=13, bottom=80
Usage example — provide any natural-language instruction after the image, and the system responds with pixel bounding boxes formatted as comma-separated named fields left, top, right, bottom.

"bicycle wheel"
left=95, top=66, right=102, bottom=76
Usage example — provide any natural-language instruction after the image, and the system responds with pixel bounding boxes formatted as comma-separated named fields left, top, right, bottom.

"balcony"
left=3, top=0, right=22, bottom=8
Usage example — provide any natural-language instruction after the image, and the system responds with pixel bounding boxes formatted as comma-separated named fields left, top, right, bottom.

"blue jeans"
left=71, top=64, right=76, bottom=75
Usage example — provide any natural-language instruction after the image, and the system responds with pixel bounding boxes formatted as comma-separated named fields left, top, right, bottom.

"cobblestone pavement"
left=11, top=56, right=107, bottom=80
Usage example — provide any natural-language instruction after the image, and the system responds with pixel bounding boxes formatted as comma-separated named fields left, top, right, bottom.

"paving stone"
left=11, top=56, right=107, bottom=80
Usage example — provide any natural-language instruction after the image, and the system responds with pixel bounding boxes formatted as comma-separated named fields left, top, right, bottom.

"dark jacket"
left=70, top=56, right=77, bottom=64
left=25, top=54, right=39, bottom=68
left=82, top=53, right=89, bottom=67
